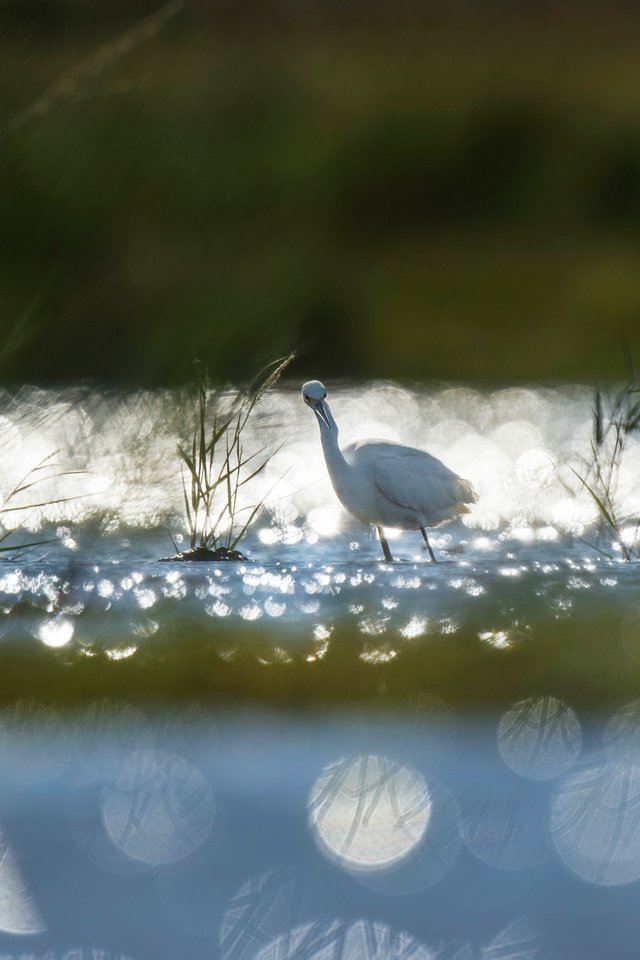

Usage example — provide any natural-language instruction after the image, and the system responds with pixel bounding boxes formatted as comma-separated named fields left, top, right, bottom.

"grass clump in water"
left=569, top=361, right=640, bottom=560
left=0, top=450, right=85, bottom=557
left=174, top=354, right=294, bottom=556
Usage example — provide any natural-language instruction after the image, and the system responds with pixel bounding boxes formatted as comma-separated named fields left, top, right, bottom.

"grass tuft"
left=176, top=353, right=295, bottom=552
left=568, top=360, right=640, bottom=560
left=0, top=449, right=86, bottom=556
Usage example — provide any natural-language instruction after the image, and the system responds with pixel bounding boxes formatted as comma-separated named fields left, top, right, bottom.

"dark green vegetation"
left=2, top=1, right=640, bottom=386
left=1, top=599, right=638, bottom=713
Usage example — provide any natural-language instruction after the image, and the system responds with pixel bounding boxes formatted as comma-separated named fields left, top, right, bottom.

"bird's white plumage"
left=302, top=380, right=477, bottom=560
left=370, top=442, right=475, bottom=525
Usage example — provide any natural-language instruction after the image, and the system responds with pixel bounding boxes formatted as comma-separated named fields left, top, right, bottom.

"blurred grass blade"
left=593, top=388, right=603, bottom=447
left=8, top=0, right=184, bottom=134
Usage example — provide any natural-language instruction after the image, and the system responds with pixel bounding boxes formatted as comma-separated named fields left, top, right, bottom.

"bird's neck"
left=318, top=403, right=349, bottom=481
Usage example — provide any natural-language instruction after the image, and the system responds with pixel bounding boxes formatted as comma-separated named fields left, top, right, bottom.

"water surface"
left=0, top=381, right=639, bottom=959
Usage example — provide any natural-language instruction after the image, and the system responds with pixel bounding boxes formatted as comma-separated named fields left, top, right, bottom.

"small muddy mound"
left=158, top=546, right=248, bottom=562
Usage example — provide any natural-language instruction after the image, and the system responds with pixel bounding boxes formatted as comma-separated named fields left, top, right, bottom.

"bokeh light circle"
left=358, top=781, right=462, bottom=894
left=498, top=696, right=581, bottom=780
left=603, top=700, right=640, bottom=761
left=102, top=749, right=214, bottom=864
left=551, top=762, right=640, bottom=885
left=308, top=754, right=431, bottom=872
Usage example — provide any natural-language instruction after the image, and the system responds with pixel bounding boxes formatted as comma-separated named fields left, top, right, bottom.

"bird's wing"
left=373, top=449, right=477, bottom=522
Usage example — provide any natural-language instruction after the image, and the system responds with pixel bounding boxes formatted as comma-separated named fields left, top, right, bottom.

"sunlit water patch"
left=1, top=380, right=638, bottom=646
left=0, top=557, right=638, bottom=665
left=1, top=381, right=638, bottom=566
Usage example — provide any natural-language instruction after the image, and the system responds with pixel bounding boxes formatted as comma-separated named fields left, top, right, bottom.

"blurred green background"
left=2, top=0, right=640, bottom=386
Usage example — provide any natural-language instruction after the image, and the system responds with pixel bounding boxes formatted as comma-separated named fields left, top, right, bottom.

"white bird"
left=302, top=380, right=478, bottom=561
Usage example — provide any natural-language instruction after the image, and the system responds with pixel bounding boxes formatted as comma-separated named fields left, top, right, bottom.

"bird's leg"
left=420, top=526, right=438, bottom=562
left=376, top=526, right=394, bottom=562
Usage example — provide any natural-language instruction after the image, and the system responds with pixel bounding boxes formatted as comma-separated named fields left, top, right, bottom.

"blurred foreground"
left=0, top=601, right=639, bottom=959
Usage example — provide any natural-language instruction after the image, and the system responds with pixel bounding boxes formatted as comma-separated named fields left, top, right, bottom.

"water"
left=1, top=379, right=638, bottom=557
left=1, top=381, right=640, bottom=959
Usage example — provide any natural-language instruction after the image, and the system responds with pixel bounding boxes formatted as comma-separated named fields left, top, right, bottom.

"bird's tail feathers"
left=456, top=478, right=478, bottom=505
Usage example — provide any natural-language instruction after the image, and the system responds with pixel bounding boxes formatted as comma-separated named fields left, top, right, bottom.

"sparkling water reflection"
left=0, top=556, right=635, bottom=673
left=0, top=381, right=638, bottom=562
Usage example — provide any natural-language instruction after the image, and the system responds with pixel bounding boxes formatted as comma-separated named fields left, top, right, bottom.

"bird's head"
left=301, top=380, right=331, bottom=429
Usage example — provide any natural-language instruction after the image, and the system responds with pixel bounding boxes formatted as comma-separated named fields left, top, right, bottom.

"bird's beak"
left=313, top=398, right=331, bottom=430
